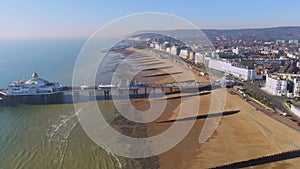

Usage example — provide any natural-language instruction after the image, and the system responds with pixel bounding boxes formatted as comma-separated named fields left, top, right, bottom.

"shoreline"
left=110, top=47, right=300, bottom=168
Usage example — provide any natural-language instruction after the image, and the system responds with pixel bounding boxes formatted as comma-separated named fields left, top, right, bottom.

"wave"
left=47, top=108, right=80, bottom=168
left=100, top=143, right=122, bottom=169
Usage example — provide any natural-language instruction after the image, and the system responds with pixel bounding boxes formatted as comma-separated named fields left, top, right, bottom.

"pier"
left=0, top=81, right=211, bottom=105
left=68, top=81, right=210, bottom=101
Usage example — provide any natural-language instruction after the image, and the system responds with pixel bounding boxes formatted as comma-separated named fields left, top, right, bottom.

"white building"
left=166, top=47, right=171, bottom=53
left=170, top=46, right=179, bottom=55
left=265, top=74, right=287, bottom=96
left=293, top=78, right=300, bottom=97
left=289, top=40, right=299, bottom=44
left=149, top=43, right=155, bottom=48
left=287, top=53, right=297, bottom=59
left=195, top=52, right=204, bottom=64
left=297, top=61, right=300, bottom=68
left=276, top=40, right=286, bottom=45
left=232, top=47, right=239, bottom=55
left=154, top=43, right=160, bottom=50
left=207, top=58, right=260, bottom=81
left=179, top=49, right=189, bottom=59
left=188, top=51, right=195, bottom=61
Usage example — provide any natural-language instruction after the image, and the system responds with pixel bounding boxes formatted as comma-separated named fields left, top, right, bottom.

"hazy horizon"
left=1, top=25, right=300, bottom=40
left=1, top=0, right=300, bottom=38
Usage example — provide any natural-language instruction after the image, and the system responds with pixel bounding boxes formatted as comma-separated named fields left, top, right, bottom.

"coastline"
left=110, top=47, right=300, bottom=168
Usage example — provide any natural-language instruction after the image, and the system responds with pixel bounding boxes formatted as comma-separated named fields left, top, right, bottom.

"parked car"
left=294, top=121, right=300, bottom=126
left=280, top=112, right=288, bottom=117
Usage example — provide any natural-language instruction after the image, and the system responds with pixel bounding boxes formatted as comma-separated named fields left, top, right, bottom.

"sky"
left=1, top=0, right=300, bottom=39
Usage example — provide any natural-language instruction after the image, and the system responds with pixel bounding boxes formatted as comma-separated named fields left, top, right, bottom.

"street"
left=232, top=80, right=300, bottom=132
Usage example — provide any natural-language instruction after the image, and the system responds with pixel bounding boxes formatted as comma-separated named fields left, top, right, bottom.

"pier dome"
left=21, top=72, right=48, bottom=86
left=32, top=72, right=39, bottom=78
left=25, top=72, right=49, bottom=87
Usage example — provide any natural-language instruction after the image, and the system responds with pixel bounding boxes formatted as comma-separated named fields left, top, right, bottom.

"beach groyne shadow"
left=144, top=72, right=183, bottom=78
left=134, top=60, right=160, bottom=64
left=162, top=84, right=214, bottom=95
left=128, top=58, right=155, bottom=62
left=161, top=92, right=211, bottom=100
left=142, top=66, right=173, bottom=71
left=211, top=150, right=300, bottom=169
left=140, top=62, right=165, bottom=66
left=157, top=110, right=240, bottom=123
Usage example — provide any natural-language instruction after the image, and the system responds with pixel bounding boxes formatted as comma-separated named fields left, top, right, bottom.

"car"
left=286, top=115, right=293, bottom=120
left=280, top=112, right=288, bottom=117
left=291, top=118, right=297, bottom=122
left=229, top=91, right=236, bottom=95
left=294, top=121, right=300, bottom=126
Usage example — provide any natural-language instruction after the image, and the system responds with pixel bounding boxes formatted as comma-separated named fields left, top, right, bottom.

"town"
left=142, top=28, right=300, bottom=127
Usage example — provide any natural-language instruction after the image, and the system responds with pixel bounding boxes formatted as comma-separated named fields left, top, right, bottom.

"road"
left=233, top=81, right=300, bottom=132
left=241, top=80, right=290, bottom=115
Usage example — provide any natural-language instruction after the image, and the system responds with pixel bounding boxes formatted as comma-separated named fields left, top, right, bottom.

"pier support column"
left=133, top=89, right=138, bottom=98
left=89, top=91, right=95, bottom=100
left=44, top=95, right=47, bottom=103
left=104, top=90, right=110, bottom=100
left=144, top=87, right=147, bottom=96
left=74, top=91, right=80, bottom=103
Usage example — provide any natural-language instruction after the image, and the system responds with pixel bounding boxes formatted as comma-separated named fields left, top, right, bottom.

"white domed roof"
left=24, top=77, right=49, bottom=86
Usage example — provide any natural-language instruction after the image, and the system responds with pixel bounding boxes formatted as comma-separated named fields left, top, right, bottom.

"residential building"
left=293, top=78, right=300, bottom=97
left=194, top=52, right=204, bottom=64
left=179, top=48, right=189, bottom=59
left=188, top=51, right=195, bottom=61
left=265, top=74, right=287, bottom=96
left=207, top=58, right=261, bottom=81
left=170, top=45, right=180, bottom=55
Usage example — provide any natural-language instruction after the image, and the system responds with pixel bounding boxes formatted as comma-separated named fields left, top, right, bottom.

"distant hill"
left=202, top=26, right=300, bottom=41
left=132, top=27, right=300, bottom=42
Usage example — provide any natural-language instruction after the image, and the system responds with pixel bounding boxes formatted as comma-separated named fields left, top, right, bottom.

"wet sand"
left=122, top=48, right=300, bottom=168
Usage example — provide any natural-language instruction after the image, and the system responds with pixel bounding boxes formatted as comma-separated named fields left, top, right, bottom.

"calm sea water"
left=0, top=38, right=87, bottom=88
left=0, top=39, right=125, bottom=169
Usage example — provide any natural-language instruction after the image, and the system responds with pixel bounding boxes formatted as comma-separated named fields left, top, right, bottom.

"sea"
left=0, top=38, right=126, bottom=169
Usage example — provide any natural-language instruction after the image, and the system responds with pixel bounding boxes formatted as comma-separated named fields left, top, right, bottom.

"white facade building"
left=265, top=74, right=287, bottom=96
left=289, top=40, right=299, bottom=44
left=232, top=48, right=239, bottom=55
left=207, top=58, right=260, bottom=81
left=179, top=49, right=189, bottom=59
left=154, top=43, right=160, bottom=50
left=287, top=53, right=297, bottom=59
left=276, top=40, right=286, bottom=45
left=166, top=47, right=171, bottom=53
left=195, top=52, right=204, bottom=64
left=293, top=78, right=300, bottom=97
left=149, top=43, right=155, bottom=48
left=170, top=46, right=179, bottom=55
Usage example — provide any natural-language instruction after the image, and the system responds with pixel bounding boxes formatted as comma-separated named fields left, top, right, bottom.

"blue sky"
left=1, top=0, right=300, bottom=38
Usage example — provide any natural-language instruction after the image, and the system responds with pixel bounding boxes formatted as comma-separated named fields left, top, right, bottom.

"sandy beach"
left=117, top=48, right=300, bottom=169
